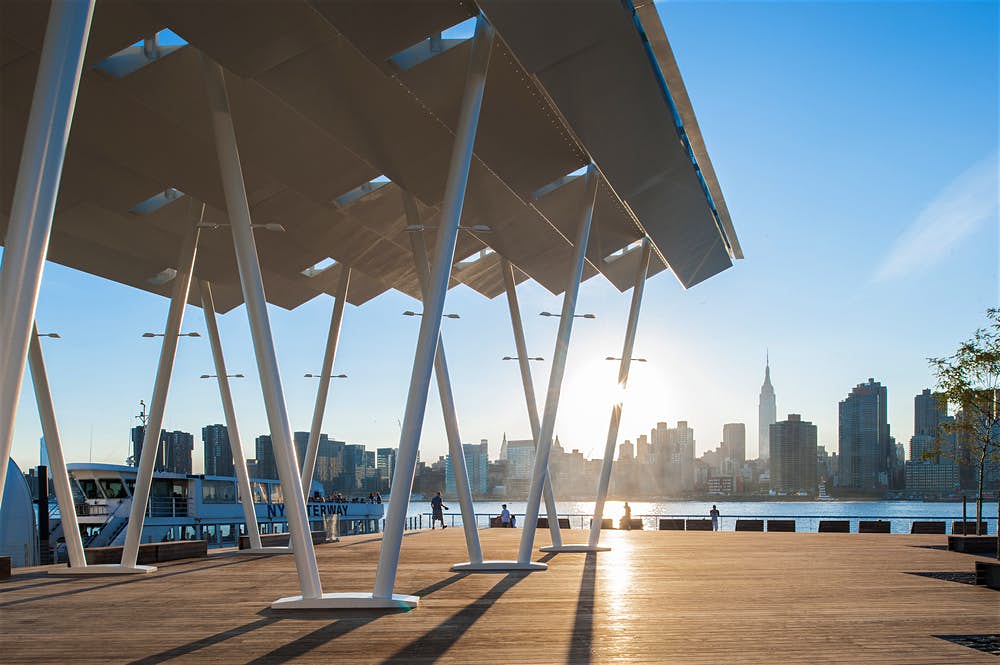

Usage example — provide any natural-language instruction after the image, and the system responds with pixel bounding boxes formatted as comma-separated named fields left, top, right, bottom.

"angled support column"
left=202, top=55, right=324, bottom=606
left=515, top=166, right=598, bottom=566
left=499, top=257, right=563, bottom=549
left=301, top=267, right=351, bottom=494
left=543, top=238, right=652, bottom=553
left=0, top=0, right=93, bottom=508
left=199, top=280, right=279, bottom=554
left=28, top=323, right=86, bottom=571
left=400, top=207, right=484, bottom=570
left=106, top=205, right=204, bottom=574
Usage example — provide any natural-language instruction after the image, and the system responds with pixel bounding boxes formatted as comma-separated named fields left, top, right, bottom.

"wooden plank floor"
left=1, top=530, right=997, bottom=664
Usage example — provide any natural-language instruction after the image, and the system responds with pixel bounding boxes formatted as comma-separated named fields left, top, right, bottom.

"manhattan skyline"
left=4, top=1, right=997, bottom=470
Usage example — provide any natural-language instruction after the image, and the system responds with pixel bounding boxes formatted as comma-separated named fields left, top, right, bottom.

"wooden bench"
left=735, top=519, right=764, bottom=532
left=489, top=516, right=507, bottom=528
left=589, top=518, right=613, bottom=530
left=910, top=521, right=946, bottom=534
left=536, top=517, right=571, bottom=529
left=948, top=535, right=997, bottom=555
left=975, top=561, right=1000, bottom=589
left=767, top=520, right=796, bottom=532
left=858, top=520, right=890, bottom=534
left=0, top=555, right=10, bottom=580
left=238, top=531, right=327, bottom=550
left=818, top=520, right=850, bottom=533
left=618, top=518, right=643, bottom=530
left=658, top=519, right=684, bottom=531
left=85, top=540, right=207, bottom=565
left=686, top=519, right=713, bottom=531
left=952, top=521, right=989, bottom=535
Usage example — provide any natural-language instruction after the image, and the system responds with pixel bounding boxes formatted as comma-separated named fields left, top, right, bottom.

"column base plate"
left=49, top=564, right=157, bottom=576
left=271, top=592, right=419, bottom=610
left=451, top=560, right=548, bottom=572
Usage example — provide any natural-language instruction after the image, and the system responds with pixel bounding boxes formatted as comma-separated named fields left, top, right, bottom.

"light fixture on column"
left=36, top=332, right=61, bottom=339
left=304, top=373, right=347, bottom=379
left=403, top=311, right=460, bottom=319
left=200, top=373, right=244, bottom=379
left=606, top=356, right=646, bottom=362
left=197, top=221, right=286, bottom=232
left=142, top=331, right=201, bottom=338
left=502, top=356, right=543, bottom=361
left=540, top=311, right=595, bottom=319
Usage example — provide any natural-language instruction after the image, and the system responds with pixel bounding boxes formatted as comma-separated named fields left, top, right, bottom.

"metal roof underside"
left=0, top=0, right=739, bottom=315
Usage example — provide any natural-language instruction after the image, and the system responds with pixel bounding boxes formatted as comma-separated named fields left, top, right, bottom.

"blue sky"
left=6, top=1, right=999, bottom=472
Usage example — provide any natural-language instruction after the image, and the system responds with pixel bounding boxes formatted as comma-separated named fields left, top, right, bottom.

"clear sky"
left=6, top=0, right=998, bottom=473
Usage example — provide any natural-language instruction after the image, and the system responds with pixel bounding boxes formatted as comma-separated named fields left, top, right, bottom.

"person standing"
left=710, top=504, right=720, bottom=531
left=431, top=491, right=448, bottom=529
left=500, top=503, right=511, bottom=528
left=622, top=501, right=633, bottom=530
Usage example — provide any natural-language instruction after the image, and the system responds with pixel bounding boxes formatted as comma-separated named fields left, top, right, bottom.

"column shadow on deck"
left=567, top=552, right=597, bottom=665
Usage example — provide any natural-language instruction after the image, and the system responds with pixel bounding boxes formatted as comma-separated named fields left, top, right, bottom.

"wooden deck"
left=2, top=530, right=997, bottom=664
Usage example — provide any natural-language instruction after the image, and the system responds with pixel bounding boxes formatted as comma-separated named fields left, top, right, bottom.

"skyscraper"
left=722, top=423, right=746, bottom=475
left=445, top=443, right=489, bottom=496
left=838, top=378, right=893, bottom=490
left=770, top=414, right=817, bottom=493
left=202, top=424, right=234, bottom=477
left=162, top=430, right=193, bottom=475
left=254, top=435, right=277, bottom=479
left=131, top=425, right=165, bottom=472
left=758, top=356, right=776, bottom=461
left=377, top=447, right=396, bottom=488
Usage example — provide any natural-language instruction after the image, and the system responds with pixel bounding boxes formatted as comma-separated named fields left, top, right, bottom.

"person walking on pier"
left=500, top=504, right=511, bottom=527
left=710, top=504, right=720, bottom=531
left=431, top=491, right=448, bottom=529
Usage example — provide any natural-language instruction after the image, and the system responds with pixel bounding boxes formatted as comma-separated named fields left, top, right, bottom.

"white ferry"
left=54, top=463, right=384, bottom=554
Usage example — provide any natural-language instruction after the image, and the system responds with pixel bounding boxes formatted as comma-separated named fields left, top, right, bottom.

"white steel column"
left=499, top=257, right=563, bottom=548
left=301, top=267, right=351, bottom=494
left=199, top=280, right=275, bottom=553
left=516, top=166, right=598, bottom=566
left=115, top=208, right=203, bottom=574
left=544, top=238, right=652, bottom=553
left=0, top=0, right=93, bottom=508
left=402, top=214, right=483, bottom=569
left=368, top=16, right=494, bottom=607
left=202, top=55, right=324, bottom=606
left=27, top=324, right=86, bottom=570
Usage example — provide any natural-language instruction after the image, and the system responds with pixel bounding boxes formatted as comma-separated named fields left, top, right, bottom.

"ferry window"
left=268, top=484, right=283, bottom=505
left=201, top=479, right=237, bottom=503
left=78, top=478, right=101, bottom=499
left=99, top=478, right=128, bottom=499
left=251, top=482, right=268, bottom=504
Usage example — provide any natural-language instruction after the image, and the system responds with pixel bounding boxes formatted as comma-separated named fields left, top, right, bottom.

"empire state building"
left=758, top=357, right=776, bottom=461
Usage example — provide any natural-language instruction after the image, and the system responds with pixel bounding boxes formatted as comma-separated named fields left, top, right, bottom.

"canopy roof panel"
left=0, top=0, right=739, bottom=315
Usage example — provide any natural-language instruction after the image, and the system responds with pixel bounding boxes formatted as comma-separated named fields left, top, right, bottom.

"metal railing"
left=146, top=496, right=191, bottom=518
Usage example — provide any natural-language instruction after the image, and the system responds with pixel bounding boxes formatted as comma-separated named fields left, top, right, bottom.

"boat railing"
left=76, top=502, right=109, bottom=517
left=146, top=496, right=191, bottom=518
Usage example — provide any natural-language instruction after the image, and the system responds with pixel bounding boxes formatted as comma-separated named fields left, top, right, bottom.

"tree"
left=928, top=308, right=1000, bottom=535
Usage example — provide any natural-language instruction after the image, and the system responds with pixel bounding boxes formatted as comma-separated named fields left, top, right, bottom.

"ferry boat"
left=52, top=463, right=384, bottom=555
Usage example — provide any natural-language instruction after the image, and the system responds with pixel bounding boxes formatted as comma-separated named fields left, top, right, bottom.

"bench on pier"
left=686, top=519, right=713, bottom=531
left=590, top=518, right=613, bottom=530
left=0, top=555, right=9, bottom=580
left=489, top=517, right=510, bottom=528
left=975, top=561, right=1000, bottom=589
left=910, top=521, right=946, bottom=534
left=537, top=517, right=571, bottom=530
left=735, top=519, right=764, bottom=532
left=238, top=531, right=328, bottom=550
left=85, top=539, right=207, bottom=565
left=948, top=535, right=997, bottom=555
left=952, top=521, right=990, bottom=535
left=818, top=520, right=850, bottom=533
left=858, top=520, right=890, bottom=534
left=659, top=519, right=684, bottom=530
left=618, top=518, right=643, bottom=530
left=767, top=520, right=796, bottom=532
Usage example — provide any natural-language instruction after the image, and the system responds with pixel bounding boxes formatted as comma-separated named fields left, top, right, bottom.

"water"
left=405, top=499, right=999, bottom=534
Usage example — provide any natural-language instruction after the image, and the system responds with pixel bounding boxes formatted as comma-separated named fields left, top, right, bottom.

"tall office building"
left=376, top=447, right=397, bottom=486
left=758, top=356, right=776, bottom=461
left=770, top=414, right=818, bottom=493
left=254, top=435, right=277, bottom=479
left=162, top=430, right=193, bottom=475
left=131, top=425, right=165, bottom=472
left=619, top=440, right=634, bottom=461
left=505, top=439, right=535, bottom=496
left=722, top=423, right=746, bottom=475
left=445, top=442, right=489, bottom=496
left=838, top=378, right=893, bottom=489
left=202, top=424, right=234, bottom=477
left=666, top=421, right=696, bottom=491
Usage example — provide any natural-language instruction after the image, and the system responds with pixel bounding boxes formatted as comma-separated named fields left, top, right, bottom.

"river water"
left=405, top=499, right=999, bottom=534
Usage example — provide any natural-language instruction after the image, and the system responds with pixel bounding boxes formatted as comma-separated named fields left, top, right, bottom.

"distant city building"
left=162, top=430, right=193, bottom=475
left=838, top=378, right=893, bottom=490
left=445, top=441, right=489, bottom=496
left=722, top=423, right=746, bottom=475
left=505, top=439, right=535, bottom=496
left=254, top=435, right=277, bottom=480
left=619, top=440, right=634, bottom=461
left=770, top=414, right=818, bottom=494
left=202, top=424, right=234, bottom=477
left=758, top=356, right=776, bottom=461
left=130, top=425, right=164, bottom=472
left=377, top=447, right=397, bottom=490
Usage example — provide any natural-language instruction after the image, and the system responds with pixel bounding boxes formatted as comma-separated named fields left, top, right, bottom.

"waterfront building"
left=130, top=425, right=164, bottom=472
left=162, top=430, right=193, bottom=475
left=722, top=422, right=746, bottom=475
left=838, top=378, right=893, bottom=490
left=619, top=440, right=634, bottom=461
left=254, top=435, right=276, bottom=480
left=202, top=424, right=233, bottom=478
left=758, top=357, right=776, bottom=462
left=770, top=414, right=818, bottom=494
left=504, top=438, right=535, bottom=496
left=376, top=447, right=396, bottom=489
left=445, top=443, right=488, bottom=496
